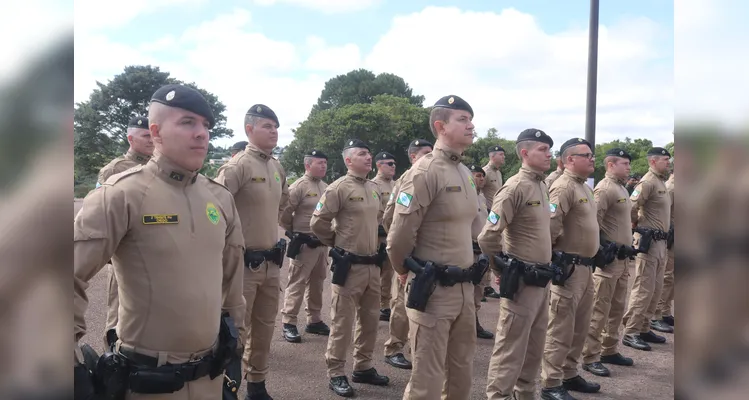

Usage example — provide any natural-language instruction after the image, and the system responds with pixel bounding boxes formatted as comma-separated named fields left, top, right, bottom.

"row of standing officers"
left=74, top=84, right=673, bottom=400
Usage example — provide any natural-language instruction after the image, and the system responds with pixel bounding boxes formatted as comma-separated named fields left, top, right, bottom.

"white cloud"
left=75, top=5, right=675, bottom=150
left=251, top=0, right=381, bottom=14
left=74, top=0, right=207, bottom=34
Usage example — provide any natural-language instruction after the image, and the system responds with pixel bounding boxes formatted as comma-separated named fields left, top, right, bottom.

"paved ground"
left=75, top=199, right=673, bottom=400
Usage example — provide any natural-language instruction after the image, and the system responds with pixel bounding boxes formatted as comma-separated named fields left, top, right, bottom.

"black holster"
left=285, top=231, right=321, bottom=259
left=74, top=343, right=100, bottom=400
left=378, top=225, right=387, bottom=238
left=244, top=239, right=287, bottom=268
left=667, top=224, right=674, bottom=250
left=472, top=240, right=482, bottom=255
left=93, top=351, right=129, bottom=399
left=617, top=244, right=638, bottom=260
left=493, top=254, right=523, bottom=300
left=550, top=251, right=576, bottom=286
left=403, top=257, right=438, bottom=312
left=524, top=263, right=563, bottom=287
left=329, top=248, right=353, bottom=286
left=210, top=313, right=239, bottom=379
left=634, top=228, right=654, bottom=254
left=595, top=237, right=619, bottom=268
left=472, top=254, right=490, bottom=284
left=375, top=242, right=387, bottom=268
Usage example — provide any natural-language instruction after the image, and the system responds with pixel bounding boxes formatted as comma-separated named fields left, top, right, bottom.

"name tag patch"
left=579, top=198, right=589, bottom=203
left=658, top=190, right=666, bottom=194
left=446, top=186, right=462, bottom=193
left=305, top=192, right=318, bottom=197
left=349, top=196, right=364, bottom=202
left=143, top=214, right=179, bottom=225
left=617, top=198, right=627, bottom=203
left=526, top=200, right=541, bottom=206
left=251, top=177, right=266, bottom=183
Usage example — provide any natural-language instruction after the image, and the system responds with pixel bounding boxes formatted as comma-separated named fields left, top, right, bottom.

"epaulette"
left=205, top=175, right=230, bottom=192
left=104, top=164, right=144, bottom=185
left=415, top=152, right=436, bottom=172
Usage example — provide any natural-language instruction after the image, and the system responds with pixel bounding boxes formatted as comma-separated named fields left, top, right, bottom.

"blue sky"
left=74, top=0, right=676, bottom=149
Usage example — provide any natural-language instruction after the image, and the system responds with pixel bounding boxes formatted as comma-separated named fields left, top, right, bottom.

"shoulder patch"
left=104, top=165, right=144, bottom=185
left=488, top=211, right=500, bottom=225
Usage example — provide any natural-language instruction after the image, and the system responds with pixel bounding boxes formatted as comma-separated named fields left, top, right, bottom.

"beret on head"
left=127, top=116, right=148, bottom=129
left=433, top=95, right=474, bottom=117
left=468, top=164, right=486, bottom=175
left=605, top=147, right=632, bottom=161
left=559, top=137, right=592, bottom=156
left=306, top=149, right=328, bottom=159
left=231, top=141, right=248, bottom=152
left=151, top=84, right=215, bottom=129
left=647, top=147, right=671, bottom=157
left=375, top=151, right=396, bottom=161
left=246, top=104, right=279, bottom=127
left=516, top=128, right=554, bottom=148
left=489, top=145, right=505, bottom=153
left=409, top=139, right=433, bottom=149
left=343, top=138, right=370, bottom=151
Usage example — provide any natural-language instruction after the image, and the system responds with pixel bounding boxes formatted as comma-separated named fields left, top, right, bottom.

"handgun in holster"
left=210, top=312, right=239, bottom=380
left=375, top=242, right=387, bottom=268
left=74, top=343, right=100, bottom=400
left=378, top=224, right=387, bottom=238
left=492, top=254, right=523, bottom=300
left=617, top=244, right=638, bottom=260
left=403, top=257, right=438, bottom=312
left=329, top=247, right=353, bottom=286
left=550, top=251, right=574, bottom=286
left=285, top=231, right=304, bottom=259
left=471, top=254, right=490, bottom=284
left=633, top=227, right=654, bottom=254
left=94, top=350, right=130, bottom=399
left=667, top=224, right=674, bottom=250
left=472, top=240, right=482, bottom=255
left=272, top=239, right=287, bottom=266
left=594, top=235, right=620, bottom=268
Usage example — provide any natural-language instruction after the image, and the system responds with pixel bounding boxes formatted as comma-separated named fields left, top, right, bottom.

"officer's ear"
left=149, top=123, right=162, bottom=145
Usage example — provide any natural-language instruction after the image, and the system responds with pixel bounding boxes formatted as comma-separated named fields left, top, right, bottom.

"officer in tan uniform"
left=581, top=148, right=637, bottom=378
left=96, top=116, right=155, bottom=349
left=231, top=141, right=249, bottom=158
left=468, top=164, right=496, bottom=340
left=482, top=145, right=505, bottom=205
left=545, top=155, right=564, bottom=187
left=372, top=151, right=397, bottom=322
left=388, top=95, right=480, bottom=400
left=655, top=169, right=675, bottom=327
left=311, top=138, right=390, bottom=397
left=279, top=149, right=331, bottom=343
left=215, top=104, right=290, bottom=400
left=541, top=138, right=601, bottom=400
left=622, top=147, right=673, bottom=351
left=74, top=84, right=246, bottom=399
left=381, top=139, right=433, bottom=371
left=479, top=128, right=554, bottom=400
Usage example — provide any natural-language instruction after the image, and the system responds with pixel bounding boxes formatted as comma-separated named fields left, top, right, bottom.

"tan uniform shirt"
left=310, top=172, right=382, bottom=256
left=372, top=173, right=395, bottom=225
left=97, top=149, right=151, bottom=186
left=472, top=191, right=490, bottom=240
left=594, top=174, right=633, bottom=246
left=545, top=168, right=564, bottom=187
left=74, top=154, right=246, bottom=351
left=216, top=143, right=289, bottom=251
left=549, top=170, right=599, bottom=258
left=631, top=168, right=671, bottom=232
left=280, top=174, right=328, bottom=234
left=387, top=143, right=478, bottom=274
left=478, top=166, right=552, bottom=264
left=483, top=162, right=503, bottom=206
left=382, top=176, right=402, bottom=232
left=666, top=174, right=674, bottom=226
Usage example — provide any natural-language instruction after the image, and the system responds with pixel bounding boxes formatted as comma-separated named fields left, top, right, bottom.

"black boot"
left=384, top=353, right=412, bottom=369
left=328, top=376, right=354, bottom=398
left=379, top=308, right=391, bottom=321
left=476, top=315, right=494, bottom=339
left=650, top=319, right=674, bottom=333
left=622, top=333, right=652, bottom=351
left=245, top=381, right=273, bottom=400
left=351, top=368, right=389, bottom=386
left=541, top=385, right=577, bottom=400
left=640, top=330, right=667, bottom=343
left=582, top=361, right=610, bottom=377
left=563, top=375, right=600, bottom=393
left=305, top=321, right=330, bottom=336
left=662, top=315, right=674, bottom=326
left=282, top=323, right=301, bottom=343
left=600, top=353, right=634, bottom=366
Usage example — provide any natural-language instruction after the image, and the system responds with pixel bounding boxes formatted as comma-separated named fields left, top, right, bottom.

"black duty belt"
left=412, top=257, right=475, bottom=286
left=347, top=252, right=380, bottom=265
left=119, top=348, right=214, bottom=382
left=651, top=229, right=669, bottom=241
left=556, top=252, right=595, bottom=267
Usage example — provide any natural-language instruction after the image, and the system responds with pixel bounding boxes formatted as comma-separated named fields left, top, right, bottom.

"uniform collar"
left=346, top=171, right=368, bottom=184
left=150, top=153, right=199, bottom=187
left=649, top=167, right=669, bottom=181
left=125, top=149, right=151, bottom=164
left=605, top=172, right=628, bottom=186
left=520, top=165, right=546, bottom=181
left=247, top=142, right=273, bottom=162
left=433, top=142, right=463, bottom=165
left=375, top=173, right=392, bottom=182
left=488, top=163, right=501, bottom=171
left=304, top=172, right=321, bottom=182
left=563, top=169, right=588, bottom=183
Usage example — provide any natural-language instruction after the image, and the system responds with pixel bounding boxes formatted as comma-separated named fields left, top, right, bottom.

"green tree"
left=310, top=69, right=425, bottom=114
left=593, top=137, right=654, bottom=182
left=283, top=95, right=431, bottom=180
left=74, top=65, right=232, bottom=194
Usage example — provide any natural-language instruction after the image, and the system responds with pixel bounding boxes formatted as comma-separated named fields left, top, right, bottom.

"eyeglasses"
left=384, top=161, right=396, bottom=167
left=571, top=153, right=595, bottom=160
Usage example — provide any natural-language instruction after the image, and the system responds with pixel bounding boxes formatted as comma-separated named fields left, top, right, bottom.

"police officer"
left=483, top=145, right=505, bottom=205
left=74, top=84, right=246, bottom=399
left=479, top=128, right=554, bottom=400
left=381, top=139, right=433, bottom=370
left=311, top=139, right=389, bottom=397
left=541, top=138, right=600, bottom=399
left=581, top=148, right=636, bottom=378
left=468, top=164, right=496, bottom=340
left=96, top=115, right=155, bottom=349
left=279, top=149, right=331, bottom=343
left=655, top=168, right=675, bottom=327
left=545, top=154, right=564, bottom=187
left=388, top=95, right=478, bottom=400
left=215, top=104, right=290, bottom=400
left=231, top=141, right=249, bottom=158
left=621, top=147, right=673, bottom=350
left=373, top=150, right=397, bottom=322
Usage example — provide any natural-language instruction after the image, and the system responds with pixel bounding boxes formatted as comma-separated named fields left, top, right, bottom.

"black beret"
left=489, top=145, right=505, bottom=153
left=375, top=151, right=396, bottom=161
left=306, top=149, right=328, bottom=159
left=127, top=116, right=149, bottom=129
left=151, top=84, right=215, bottom=129
left=560, top=137, right=592, bottom=155
left=647, top=147, right=671, bottom=157
left=246, top=104, right=279, bottom=127
left=468, top=165, right=486, bottom=175
left=516, top=128, right=554, bottom=148
left=433, top=95, right=474, bottom=117
left=343, top=138, right=370, bottom=151
left=231, top=141, right=248, bottom=151
left=409, top=139, right=433, bottom=149
left=605, top=148, right=632, bottom=161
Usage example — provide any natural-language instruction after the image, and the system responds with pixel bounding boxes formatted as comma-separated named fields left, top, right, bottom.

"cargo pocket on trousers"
left=549, top=286, right=573, bottom=317
left=499, top=300, right=528, bottom=339
left=406, top=309, right=437, bottom=355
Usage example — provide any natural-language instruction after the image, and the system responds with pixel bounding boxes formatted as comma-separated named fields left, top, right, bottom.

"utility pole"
left=584, top=0, right=600, bottom=188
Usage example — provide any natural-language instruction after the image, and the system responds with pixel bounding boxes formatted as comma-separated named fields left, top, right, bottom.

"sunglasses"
left=571, top=153, right=595, bottom=160
left=383, top=161, right=396, bottom=167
